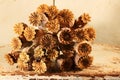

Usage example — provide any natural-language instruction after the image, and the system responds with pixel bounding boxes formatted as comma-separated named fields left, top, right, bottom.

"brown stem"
left=53, top=0, right=55, bottom=6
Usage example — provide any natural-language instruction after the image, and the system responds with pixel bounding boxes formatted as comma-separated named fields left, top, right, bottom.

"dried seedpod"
left=44, top=19, right=60, bottom=33
left=17, top=51, right=30, bottom=70
left=36, top=4, right=49, bottom=14
left=59, top=43, right=75, bottom=57
left=47, top=5, right=59, bottom=20
left=11, top=37, right=22, bottom=51
left=59, top=42, right=74, bottom=50
left=57, top=9, right=74, bottom=27
left=81, top=13, right=91, bottom=24
left=11, top=51, right=21, bottom=62
left=5, top=51, right=21, bottom=65
left=85, top=27, right=96, bottom=41
left=19, top=51, right=30, bottom=62
left=34, top=46, right=44, bottom=58
left=47, top=49, right=59, bottom=61
left=32, top=60, right=47, bottom=74
left=58, top=57, right=74, bottom=71
left=74, top=41, right=92, bottom=56
left=75, top=55, right=93, bottom=69
left=5, top=54, right=14, bottom=65
left=45, top=58, right=60, bottom=72
left=62, top=50, right=75, bottom=58
left=74, top=28, right=87, bottom=42
left=34, top=29, right=46, bottom=45
left=72, top=20, right=80, bottom=29
left=24, top=26, right=36, bottom=41
left=40, top=34, right=57, bottom=50
left=27, top=61, right=34, bottom=71
left=13, top=22, right=28, bottom=36
left=29, top=12, right=43, bottom=26
left=57, top=28, right=73, bottom=44
left=17, top=58, right=29, bottom=71
left=74, top=13, right=91, bottom=28
left=19, top=36, right=33, bottom=48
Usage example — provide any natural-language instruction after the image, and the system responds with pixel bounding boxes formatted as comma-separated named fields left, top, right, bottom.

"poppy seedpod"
left=57, top=28, right=73, bottom=44
left=57, top=9, right=74, bottom=27
left=74, top=41, right=92, bottom=56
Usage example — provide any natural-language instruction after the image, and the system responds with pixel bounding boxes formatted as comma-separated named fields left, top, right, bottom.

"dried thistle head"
left=11, top=37, right=22, bottom=51
left=36, top=4, right=49, bottom=14
left=57, top=9, right=74, bottom=27
left=13, top=23, right=27, bottom=35
left=74, top=28, right=87, bottom=42
left=47, top=49, right=59, bottom=61
left=85, top=27, right=96, bottom=41
left=44, top=19, right=60, bottom=33
left=75, top=42, right=92, bottom=56
left=81, top=13, right=91, bottom=24
left=47, top=5, right=59, bottom=20
left=24, top=27, right=36, bottom=41
left=32, top=60, right=47, bottom=74
left=57, top=28, right=73, bottom=44
left=34, top=46, right=44, bottom=58
left=40, top=34, right=57, bottom=50
left=5, top=54, right=14, bottom=65
left=77, top=56, right=93, bottom=69
left=29, top=12, right=43, bottom=26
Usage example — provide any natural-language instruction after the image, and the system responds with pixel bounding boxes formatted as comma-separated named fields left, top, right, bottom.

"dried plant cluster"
left=5, top=4, right=96, bottom=74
